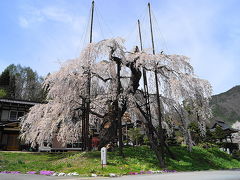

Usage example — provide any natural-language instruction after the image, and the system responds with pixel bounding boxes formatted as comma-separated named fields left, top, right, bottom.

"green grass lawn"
left=0, top=146, right=240, bottom=176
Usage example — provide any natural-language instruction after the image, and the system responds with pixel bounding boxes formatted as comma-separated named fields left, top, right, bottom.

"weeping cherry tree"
left=20, top=38, right=212, bottom=167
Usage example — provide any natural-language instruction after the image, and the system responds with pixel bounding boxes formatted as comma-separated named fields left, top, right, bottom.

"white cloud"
left=14, top=3, right=89, bottom=76
left=147, top=1, right=240, bottom=94
left=14, top=0, right=239, bottom=94
left=18, top=5, right=85, bottom=32
left=18, top=16, right=29, bottom=28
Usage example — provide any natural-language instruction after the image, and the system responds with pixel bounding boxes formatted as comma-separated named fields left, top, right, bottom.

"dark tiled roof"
left=0, top=98, right=39, bottom=106
left=211, top=120, right=238, bottom=133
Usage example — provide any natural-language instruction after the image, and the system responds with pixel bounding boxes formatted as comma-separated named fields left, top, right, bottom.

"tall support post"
left=148, top=2, right=165, bottom=167
left=116, top=60, right=123, bottom=156
left=85, top=72, right=91, bottom=151
left=148, top=3, right=155, bottom=55
left=85, top=0, right=95, bottom=151
left=90, top=1, right=95, bottom=43
left=137, top=20, right=152, bottom=123
left=137, top=20, right=143, bottom=51
left=82, top=98, right=86, bottom=150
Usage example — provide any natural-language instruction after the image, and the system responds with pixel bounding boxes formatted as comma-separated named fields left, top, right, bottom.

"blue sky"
left=0, top=0, right=239, bottom=95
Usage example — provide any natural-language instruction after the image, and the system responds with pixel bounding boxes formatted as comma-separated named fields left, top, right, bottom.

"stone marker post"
left=101, top=147, right=107, bottom=167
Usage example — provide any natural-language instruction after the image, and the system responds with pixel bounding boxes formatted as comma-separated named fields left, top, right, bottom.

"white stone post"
left=101, top=147, right=107, bottom=166
left=226, top=148, right=230, bottom=154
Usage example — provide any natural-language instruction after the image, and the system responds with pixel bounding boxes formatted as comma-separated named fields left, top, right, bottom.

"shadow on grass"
left=166, top=146, right=240, bottom=171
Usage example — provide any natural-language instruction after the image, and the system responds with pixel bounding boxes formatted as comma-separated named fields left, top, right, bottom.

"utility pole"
left=148, top=2, right=165, bottom=167
left=84, top=0, right=94, bottom=151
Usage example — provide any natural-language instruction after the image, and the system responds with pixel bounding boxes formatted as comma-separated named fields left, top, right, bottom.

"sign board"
left=101, top=147, right=107, bottom=165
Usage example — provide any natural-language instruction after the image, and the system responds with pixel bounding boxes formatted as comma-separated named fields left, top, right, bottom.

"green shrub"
left=232, top=150, right=240, bottom=160
left=198, top=142, right=218, bottom=149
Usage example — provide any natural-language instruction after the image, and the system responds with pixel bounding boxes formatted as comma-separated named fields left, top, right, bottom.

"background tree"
left=0, top=64, right=45, bottom=101
left=0, top=68, right=10, bottom=86
left=0, top=68, right=11, bottom=97
left=20, top=38, right=212, bottom=167
left=0, top=89, right=7, bottom=97
left=128, top=128, right=143, bottom=146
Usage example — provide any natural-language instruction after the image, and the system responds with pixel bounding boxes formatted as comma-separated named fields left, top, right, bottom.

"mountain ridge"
left=210, top=85, right=240, bottom=125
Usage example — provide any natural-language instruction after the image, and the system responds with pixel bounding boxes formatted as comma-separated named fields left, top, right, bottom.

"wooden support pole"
left=117, top=60, right=123, bottom=156
left=82, top=98, right=86, bottom=150
left=148, top=2, right=165, bottom=167
left=90, top=1, right=95, bottom=43
left=137, top=20, right=143, bottom=51
left=148, top=2, right=155, bottom=55
left=137, top=19, right=152, bottom=124
left=85, top=0, right=94, bottom=151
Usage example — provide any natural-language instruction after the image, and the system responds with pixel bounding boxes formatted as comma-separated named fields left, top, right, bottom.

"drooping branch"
left=89, top=109, right=105, bottom=118
left=91, top=72, right=112, bottom=82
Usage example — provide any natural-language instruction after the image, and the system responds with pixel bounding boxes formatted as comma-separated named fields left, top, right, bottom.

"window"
left=17, top=112, right=24, bottom=119
left=1, top=110, right=9, bottom=121
left=1, top=134, right=8, bottom=144
left=9, top=111, right=17, bottom=121
left=9, top=111, right=25, bottom=121
left=67, top=141, right=83, bottom=148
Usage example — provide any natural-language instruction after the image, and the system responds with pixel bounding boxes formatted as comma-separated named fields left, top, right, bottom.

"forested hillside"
left=211, top=85, right=240, bottom=125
